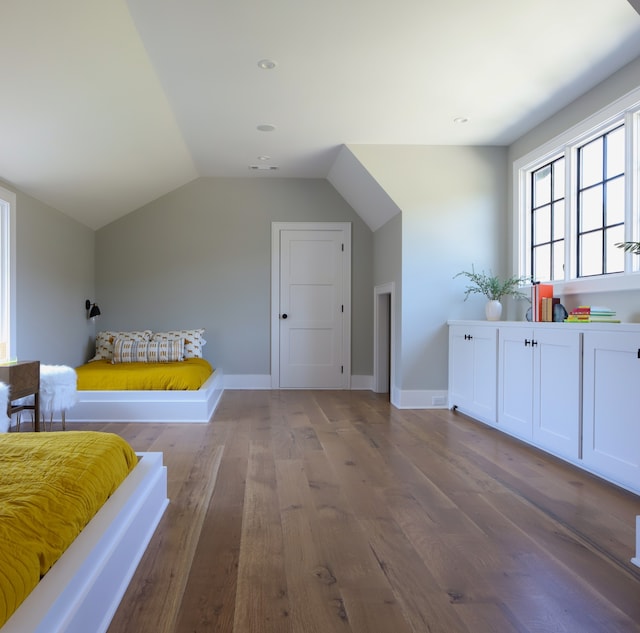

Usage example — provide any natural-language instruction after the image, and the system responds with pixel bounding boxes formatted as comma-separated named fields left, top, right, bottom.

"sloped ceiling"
left=0, top=0, right=639, bottom=230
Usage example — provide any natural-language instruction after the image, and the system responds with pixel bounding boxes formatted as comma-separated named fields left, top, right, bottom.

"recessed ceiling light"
left=249, top=165, right=279, bottom=171
left=257, top=155, right=271, bottom=161
left=257, top=59, right=277, bottom=70
left=257, top=124, right=276, bottom=132
left=453, top=116, right=469, bottom=124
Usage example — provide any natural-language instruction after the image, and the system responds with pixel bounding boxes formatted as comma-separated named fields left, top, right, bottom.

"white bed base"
left=1, top=451, right=168, bottom=633
left=65, top=368, right=224, bottom=423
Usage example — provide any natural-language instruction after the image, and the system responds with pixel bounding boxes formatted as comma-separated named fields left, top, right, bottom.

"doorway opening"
left=374, top=282, right=395, bottom=396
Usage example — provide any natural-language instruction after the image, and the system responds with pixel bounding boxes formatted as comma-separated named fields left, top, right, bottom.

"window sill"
left=535, top=272, right=640, bottom=296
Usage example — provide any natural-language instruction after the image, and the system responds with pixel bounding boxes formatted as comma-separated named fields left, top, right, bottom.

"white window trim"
left=513, top=85, right=640, bottom=295
left=0, top=185, right=16, bottom=362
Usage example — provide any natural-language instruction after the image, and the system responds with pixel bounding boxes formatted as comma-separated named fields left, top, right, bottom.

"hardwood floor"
left=73, top=390, right=640, bottom=633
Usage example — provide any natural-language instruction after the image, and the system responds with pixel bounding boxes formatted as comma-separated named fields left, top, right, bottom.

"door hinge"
left=341, top=305, right=344, bottom=313
left=341, top=243, right=344, bottom=251
left=341, top=366, right=344, bottom=374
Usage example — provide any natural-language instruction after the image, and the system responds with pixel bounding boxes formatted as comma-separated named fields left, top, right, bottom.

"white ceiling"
left=1, top=0, right=640, bottom=230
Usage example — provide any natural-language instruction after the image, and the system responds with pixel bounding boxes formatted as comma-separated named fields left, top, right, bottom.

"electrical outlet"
left=432, top=395, right=446, bottom=406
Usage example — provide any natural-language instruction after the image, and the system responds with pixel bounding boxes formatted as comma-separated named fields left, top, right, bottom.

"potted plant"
left=454, top=266, right=531, bottom=321
left=616, top=241, right=640, bottom=255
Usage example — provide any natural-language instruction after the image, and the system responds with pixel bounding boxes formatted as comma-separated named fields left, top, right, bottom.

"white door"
left=272, top=223, right=350, bottom=389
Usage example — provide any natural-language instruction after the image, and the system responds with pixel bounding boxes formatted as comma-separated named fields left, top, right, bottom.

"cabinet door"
left=498, top=328, right=534, bottom=439
left=583, top=332, right=640, bottom=493
left=449, top=327, right=474, bottom=411
left=448, top=325, right=497, bottom=424
left=532, top=329, right=581, bottom=460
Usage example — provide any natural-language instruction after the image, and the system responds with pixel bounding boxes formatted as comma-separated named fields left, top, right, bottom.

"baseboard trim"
left=392, top=388, right=449, bottom=410
left=223, top=374, right=375, bottom=390
left=223, top=374, right=272, bottom=389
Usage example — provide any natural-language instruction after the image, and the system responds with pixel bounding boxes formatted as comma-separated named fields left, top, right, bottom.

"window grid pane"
left=577, top=124, right=625, bottom=278
left=605, top=224, right=624, bottom=274
left=530, top=156, right=565, bottom=282
left=579, top=231, right=604, bottom=277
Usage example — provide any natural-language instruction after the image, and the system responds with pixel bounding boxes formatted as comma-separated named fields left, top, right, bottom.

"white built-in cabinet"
left=498, top=326, right=581, bottom=460
left=448, top=320, right=640, bottom=496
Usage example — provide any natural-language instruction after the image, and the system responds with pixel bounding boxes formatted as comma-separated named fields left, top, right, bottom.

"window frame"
left=0, top=185, right=16, bottom=363
left=513, top=86, right=640, bottom=295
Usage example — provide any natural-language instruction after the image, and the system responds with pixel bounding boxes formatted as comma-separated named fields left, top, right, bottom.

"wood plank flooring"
left=70, top=390, right=640, bottom=633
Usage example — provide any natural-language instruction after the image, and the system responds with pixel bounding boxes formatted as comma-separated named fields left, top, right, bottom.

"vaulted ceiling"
left=1, top=0, right=639, bottom=229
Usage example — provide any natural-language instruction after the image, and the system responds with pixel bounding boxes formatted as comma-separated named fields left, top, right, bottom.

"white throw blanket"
left=0, top=382, right=9, bottom=433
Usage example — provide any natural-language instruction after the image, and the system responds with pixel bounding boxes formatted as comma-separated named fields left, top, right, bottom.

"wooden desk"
left=0, top=361, right=40, bottom=432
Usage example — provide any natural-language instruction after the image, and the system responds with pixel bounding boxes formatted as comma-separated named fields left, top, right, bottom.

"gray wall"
left=349, top=145, right=508, bottom=392
left=5, top=182, right=96, bottom=366
left=95, top=177, right=374, bottom=375
left=373, top=212, right=402, bottom=387
left=508, top=54, right=640, bottom=322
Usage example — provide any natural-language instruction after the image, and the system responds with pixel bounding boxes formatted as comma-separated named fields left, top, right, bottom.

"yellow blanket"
left=0, top=432, right=138, bottom=627
left=76, top=357, right=213, bottom=390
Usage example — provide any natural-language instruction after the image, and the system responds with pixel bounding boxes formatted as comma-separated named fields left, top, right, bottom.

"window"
left=577, top=125, right=625, bottom=277
left=515, top=87, right=640, bottom=293
left=531, top=156, right=565, bottom=282
left=0, top=186, right=16, bottom=363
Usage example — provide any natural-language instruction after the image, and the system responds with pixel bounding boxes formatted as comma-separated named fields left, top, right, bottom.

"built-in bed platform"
left=66, top=368, right=224, bottom=423
left=2, top=451, right=168, bottom=633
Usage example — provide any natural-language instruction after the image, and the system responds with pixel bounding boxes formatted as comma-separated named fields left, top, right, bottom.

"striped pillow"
left=90, top=330, right=152, bottom=362
left=112, top=338, right=184, bottom=364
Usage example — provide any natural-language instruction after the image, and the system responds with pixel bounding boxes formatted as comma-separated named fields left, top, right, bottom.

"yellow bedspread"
left=0, top=432, right=138, bottom=627
left=76, top=357, right=213, bottom=390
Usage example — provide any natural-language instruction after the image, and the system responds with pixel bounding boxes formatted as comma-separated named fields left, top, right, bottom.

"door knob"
left=281, top=313, right=288, bottom=319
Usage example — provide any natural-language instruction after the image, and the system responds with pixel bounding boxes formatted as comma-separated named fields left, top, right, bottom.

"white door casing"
left=271, top=222, right=351, bottom=389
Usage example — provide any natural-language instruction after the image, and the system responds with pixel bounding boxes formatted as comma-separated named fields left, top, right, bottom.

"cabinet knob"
left=464, top=334, right=473, bottom=340
left=531, top=340, right=538, bottom=346
left=524, top=339, right=531, bottom=346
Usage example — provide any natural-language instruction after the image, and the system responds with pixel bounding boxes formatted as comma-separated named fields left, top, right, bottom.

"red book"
left=536, top=284, right=554, bottom=322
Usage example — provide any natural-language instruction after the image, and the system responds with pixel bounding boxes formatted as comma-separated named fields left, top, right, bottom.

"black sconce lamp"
left=85, top=299, right=101, bottom=319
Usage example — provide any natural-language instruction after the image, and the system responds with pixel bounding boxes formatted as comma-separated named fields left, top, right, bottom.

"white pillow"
left=151, top=329, right=206, bottom=359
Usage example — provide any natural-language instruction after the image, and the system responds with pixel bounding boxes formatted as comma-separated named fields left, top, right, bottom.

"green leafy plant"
left=454, top=266, right=531, bottom=302
left=615, top=241, right=640, bottom=255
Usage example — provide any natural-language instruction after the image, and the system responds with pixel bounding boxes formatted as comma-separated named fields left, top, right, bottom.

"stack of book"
left=565, top=306, right=620, bottom=323
left=540, top=296, right=560, bottom=322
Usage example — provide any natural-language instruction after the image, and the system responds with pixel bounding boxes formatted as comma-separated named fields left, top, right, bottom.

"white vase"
left=485, top=300, right=502, bottom=321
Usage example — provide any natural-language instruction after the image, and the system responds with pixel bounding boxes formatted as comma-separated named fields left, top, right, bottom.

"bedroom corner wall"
left=349, top=145, right=508, bottom=405
left=6, top=183, right=96, bottom=366
left=95, top=177, right=374, bottom=381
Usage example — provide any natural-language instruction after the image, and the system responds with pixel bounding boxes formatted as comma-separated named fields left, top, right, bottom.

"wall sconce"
left=85, top=299, right=101, bottom=319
